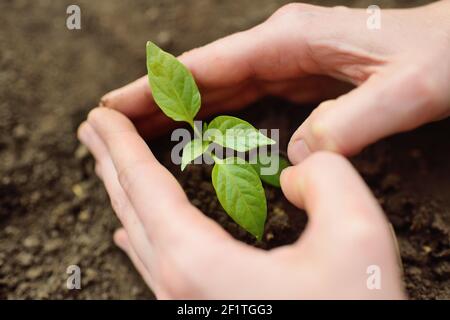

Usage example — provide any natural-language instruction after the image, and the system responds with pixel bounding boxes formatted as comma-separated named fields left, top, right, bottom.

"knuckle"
left=341, top=219, right=383, bottom=249
left=411, top=75, right=437, bottom=102
left=403, top=65, right=440, bottom=107
left=272, top=3, right=308, bottom=18
left=269, top=3, right=319, bottom=26
left=99, top=91, right=114, bottom=108
left=117, top=163, right=142, bottom=196
left=87, top=106, right=105, bottom=123
left=117, top=159, right=151, bottom=196
left=331, top=5, right=351, bottom=14
left=308, top=109, right=347, bottom=155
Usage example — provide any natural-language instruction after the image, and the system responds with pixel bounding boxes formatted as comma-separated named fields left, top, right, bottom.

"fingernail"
left=288, top=139, right=311, bottom=165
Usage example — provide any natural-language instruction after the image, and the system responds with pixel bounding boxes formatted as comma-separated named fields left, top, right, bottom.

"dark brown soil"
left=0, top=0, right=448, bottom=299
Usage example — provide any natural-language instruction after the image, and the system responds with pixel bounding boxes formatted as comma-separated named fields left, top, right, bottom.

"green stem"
left=190, top=121, right=202, bottom=139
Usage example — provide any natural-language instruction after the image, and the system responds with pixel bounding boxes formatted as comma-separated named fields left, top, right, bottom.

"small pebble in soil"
left=266, top=232, right=274, bottom=241
left=422, top=245, right=432, bottom=254
left=43, top=239, right=63, bottom=253
left=51, top=202, right=74, bottom=217
left=16, top=252, right=33, bottom=267
left=381, top=173, right=401, bottom=192
left=5, top=226, right=20, bottom=236
left=156, top=30, right=172, bottom=47
left=22, top=235, right=41, bottom=250
left=12, top=124, right=27, bottom=139
left=145, top=7, right=160, bottom=21
left=84, top=268, right=99, bottom=285
left=78, top=209, right=91, bottom=222
left=273, top=206, right=286, bottom=217
left=26, top=267, right=43, bottom=280
left=29, top=191, right=41, bottom=204
left=75, top=144, right=89, bottom=160
left=72, top=183, right=85, bottom=199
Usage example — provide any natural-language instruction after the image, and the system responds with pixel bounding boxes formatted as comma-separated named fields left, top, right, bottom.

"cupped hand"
left=78, top=107, right=405, bottom=299
left=98, top=1, right=450, bottom=163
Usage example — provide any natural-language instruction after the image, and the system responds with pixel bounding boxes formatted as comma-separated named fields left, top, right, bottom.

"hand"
left=98, top=1, right=450, bottom=163
left=77, top=107, right=405, bottom=299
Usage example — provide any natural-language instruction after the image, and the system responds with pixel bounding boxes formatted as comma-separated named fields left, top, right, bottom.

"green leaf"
left=181, top=138, right=209, bottom=171
left=252, top=154, right=290, bottom=188
left=146, top=41, right=200, bottom=125
left=206, top=116, right=275, bottom=152
left=211, top=158, right=267, bottom=240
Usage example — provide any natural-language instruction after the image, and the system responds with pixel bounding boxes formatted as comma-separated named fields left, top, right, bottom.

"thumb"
left=280, top=152, right=405, bottom=298
left=280, top=151, right=388, bottom=230
left=287, top=65, right=447, bottom=164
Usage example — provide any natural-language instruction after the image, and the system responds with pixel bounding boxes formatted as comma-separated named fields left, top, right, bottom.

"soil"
left=0, top=0, right=448, bottom=299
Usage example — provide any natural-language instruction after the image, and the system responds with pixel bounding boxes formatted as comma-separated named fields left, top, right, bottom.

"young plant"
left=146, top=41, right=288, bottom=240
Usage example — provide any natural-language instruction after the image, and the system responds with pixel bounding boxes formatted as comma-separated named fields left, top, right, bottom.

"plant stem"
left=190, top=121, right=202, bottom=139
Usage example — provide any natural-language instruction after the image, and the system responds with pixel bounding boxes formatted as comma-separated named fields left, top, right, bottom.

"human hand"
left=98, top=1, right=450, bottom=163
left=77, top=107, right=405, bottom=299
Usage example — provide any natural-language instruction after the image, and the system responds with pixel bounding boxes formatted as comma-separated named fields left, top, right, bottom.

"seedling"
left=146, top=41, right=289, bottom=240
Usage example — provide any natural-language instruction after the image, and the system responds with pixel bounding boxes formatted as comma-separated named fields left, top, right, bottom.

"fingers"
left=79, top=109, right=235, bottom=298
left=85, top=107, right=231, bottom=244
left=100, top=77, right=155, bottom=119
left=288, top=65, right=447, bottom=164
left=99, top=4, right=326, bottom=121
left=280, top=152, right=405, bottom=298
left=78, top=121, right=155, bottom=269
left=280, top=151, right=388, bottom=230
left=113, top=229, right=154, bottom=289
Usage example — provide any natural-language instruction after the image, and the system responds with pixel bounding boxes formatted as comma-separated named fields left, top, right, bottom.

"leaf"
left=146, top=41, right=200, bottom=125
left=252, top=154, right=290, bottom=188
left=211, top=158, right=267, bottom=240
left=181, top=138, right=209, bottom=171
left=206, top=116, right=275, bottom=152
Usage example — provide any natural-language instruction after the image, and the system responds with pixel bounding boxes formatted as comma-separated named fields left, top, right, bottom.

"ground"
left=0, top=0, right=448, bottom=299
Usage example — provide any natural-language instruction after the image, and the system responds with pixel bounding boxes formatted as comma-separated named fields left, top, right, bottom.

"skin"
left=78, top=1, right=450, bottom=299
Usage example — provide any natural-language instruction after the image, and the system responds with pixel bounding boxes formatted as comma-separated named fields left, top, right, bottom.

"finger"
left=288, top=65, right=448, bottom=164
left=132, top=75, right=351, bottom=138
left=114, top=229, right=170, bottom=299
left=280, top=151, right=388, bottom=230
left=100, top=77, right=156, bottom=119
left=113, top=229, right=153, bottom=288
left=99, top=4, right=325, bottom=119
left=86, top=107, right=231, bottom=245
left=280, top=152, right=405, bottom=297
left=78, top=121, right=155, bottom=267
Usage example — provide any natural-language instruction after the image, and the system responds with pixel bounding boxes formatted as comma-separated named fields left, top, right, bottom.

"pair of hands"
left=78, top=1, right=450, bottom=299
